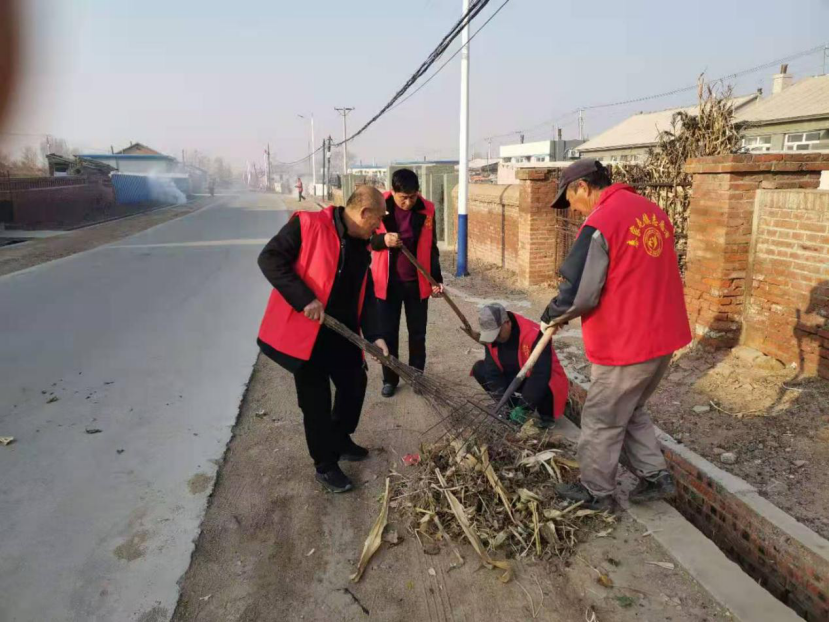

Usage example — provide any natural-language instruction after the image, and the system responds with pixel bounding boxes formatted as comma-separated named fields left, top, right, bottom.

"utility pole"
left=486, top=138, right=492, bottom=165
left=456, top=0, right=470, bottom=277
left=578, top=109, right=585, bottom=141
left=266, top=143, right=272, bottom=190
left=334, top=107, right=354, bottom=175
left=326, top=136, right=333, bottom=199
left=321, top=138, right=328, bottom=200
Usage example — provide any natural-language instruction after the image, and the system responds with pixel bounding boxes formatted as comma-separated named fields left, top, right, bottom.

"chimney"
left=772, top=63, right=793, bottom=95
left=557, top=128, right=563, bottom=141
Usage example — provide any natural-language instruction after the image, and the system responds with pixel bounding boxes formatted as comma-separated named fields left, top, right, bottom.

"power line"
left=388, top=0, right=513, bottom=113
left=332, top=0, right=492, bottom=149
left=476, top=43, right=828, bottom=146
left=270, top=0, right=494, bottom=166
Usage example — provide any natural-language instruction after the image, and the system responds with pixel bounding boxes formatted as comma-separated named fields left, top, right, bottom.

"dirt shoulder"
left=0, top=196, right=220, bottom=277
left=174, top=255, right=729, bottom=622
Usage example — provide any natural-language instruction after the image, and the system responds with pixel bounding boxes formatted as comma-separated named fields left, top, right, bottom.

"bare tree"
left=39, top=136, right=71, bottom=158
left=16, top=146, right=45, bottom=175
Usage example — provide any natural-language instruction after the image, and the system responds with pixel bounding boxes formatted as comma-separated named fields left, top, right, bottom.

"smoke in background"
left=147, top=175, right=187, bottom=205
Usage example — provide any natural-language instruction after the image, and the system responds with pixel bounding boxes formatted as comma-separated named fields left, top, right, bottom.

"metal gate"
left=551, top=208, right=585, bottom=280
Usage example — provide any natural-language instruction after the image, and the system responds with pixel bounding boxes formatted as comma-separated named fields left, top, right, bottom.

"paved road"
left=0, top=193, right=288, bottom=621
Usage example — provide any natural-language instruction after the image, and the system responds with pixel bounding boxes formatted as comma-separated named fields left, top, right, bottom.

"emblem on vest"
left=522, top=343, right=531, bottom=359
left=626, top=212, right=669, bottom=258
left=424, top=214, right=433, bottom=230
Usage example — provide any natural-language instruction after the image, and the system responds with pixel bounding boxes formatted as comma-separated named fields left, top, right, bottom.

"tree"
left=16, top=146, right=45, bottom=175
left=39, top=136, right=71, bottom=158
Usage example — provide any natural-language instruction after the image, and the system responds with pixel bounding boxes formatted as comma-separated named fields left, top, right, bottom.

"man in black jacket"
left=257, top=186, right=388, bottom=493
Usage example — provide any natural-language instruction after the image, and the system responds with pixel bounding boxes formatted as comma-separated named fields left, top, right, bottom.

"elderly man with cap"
left=542, top=160, right=691, bottom=510
left=472, top=303, right=569, bottom=428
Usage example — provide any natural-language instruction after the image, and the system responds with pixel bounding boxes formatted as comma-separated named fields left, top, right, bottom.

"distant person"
left=256, top=186, right=389, bottom=493
left=541, top=159, right=691, bottom=510
left=296, top=177, right=304, bottom=201
left=370, top=169, right=443, bottom=398
left=208, top=177, right=215, bottom=197
left=472, top=303, right=569, bottom=428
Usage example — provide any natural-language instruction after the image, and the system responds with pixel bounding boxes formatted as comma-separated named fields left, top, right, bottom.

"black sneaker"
left=381, top=383, right=396, bottom=398
left=537, top=417, right=556, bottom=430
left=340, top=438, right=369, bottom=462
left=315, top=465, right=353, bottom=493
left=628, top=471, right=676, bottom=504
left=555, top=482, right=614, bottom=511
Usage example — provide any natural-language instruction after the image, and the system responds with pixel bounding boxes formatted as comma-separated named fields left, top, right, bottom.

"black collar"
left=333, top=206, right=347, bottom=239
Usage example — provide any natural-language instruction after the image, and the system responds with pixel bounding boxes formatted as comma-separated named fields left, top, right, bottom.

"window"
left=534, top=156, right=546, bottom=162
left=502, top=157, right=511, bottom=163
left=741, top=135, right=772, bottom=152
left=784, top=130, right=829, bottom=151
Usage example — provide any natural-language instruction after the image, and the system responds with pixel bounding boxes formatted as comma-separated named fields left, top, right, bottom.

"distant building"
left=77, top=148, right=179, bottom=175
left=576, top=94, right=760, bottom=162
left=736, top=73, right=829, bottom=152
left=116, top=142, right=163, bottom=156
left=348, top=164, right=386, bottom=178
left=499, top=139, right=583, bottom=165
left=46, top=154, right=115, bottom=179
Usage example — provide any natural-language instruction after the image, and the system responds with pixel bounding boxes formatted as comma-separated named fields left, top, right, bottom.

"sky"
left=2, top=0, right=828, bottom=170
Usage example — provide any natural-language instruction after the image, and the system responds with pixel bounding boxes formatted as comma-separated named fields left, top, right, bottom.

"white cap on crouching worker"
left=478, top=303, right=509, bottom=344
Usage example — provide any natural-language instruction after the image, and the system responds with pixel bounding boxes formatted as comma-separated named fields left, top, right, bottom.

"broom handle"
left=398, top=245, right=478, bottom=341
left=494, top=325, right=557, bottom=413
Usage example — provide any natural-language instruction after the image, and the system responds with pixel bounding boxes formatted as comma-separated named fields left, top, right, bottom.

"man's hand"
left=540, top=320, right=559, bottom=335
left=384, top=233, right=402, bottom=248
left=303, top=299, right=325, bottom=323
left=431, top=283, right=444, bottom=298
left=372, top=338, right=390, bottom=363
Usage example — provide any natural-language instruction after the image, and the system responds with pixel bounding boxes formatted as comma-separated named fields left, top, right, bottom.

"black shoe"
left=340, top=438, right=369, bottom=462
left=315, top=465, right=353, bottom=493
left=628, top=471, right=676, bottom=504
left=381, top=383, right=396, bottom=398
left=555, top=482, right=614, bottom=511
left=537, top=417, right=556, bottom=430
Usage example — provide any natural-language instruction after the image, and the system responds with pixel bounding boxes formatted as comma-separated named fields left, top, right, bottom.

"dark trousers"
left=471, top=359, right=554, bottom=421
left=378, top=280, right=428, bottom=387
left=293, top=329, right=367, bottom=471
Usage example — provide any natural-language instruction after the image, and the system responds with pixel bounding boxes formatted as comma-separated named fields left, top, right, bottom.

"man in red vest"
left=370, top=169, right=444, bottom=398
left=256, top=186, right=389, bottom=493
left=296, top=177, right=304, bottom=201
left=472, top=303, right=570, bottom=428
left=542, top=160, right=692, bottom=510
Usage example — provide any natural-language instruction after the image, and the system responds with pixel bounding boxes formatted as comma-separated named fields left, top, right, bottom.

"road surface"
left=0, top=192, right=287, bottom=621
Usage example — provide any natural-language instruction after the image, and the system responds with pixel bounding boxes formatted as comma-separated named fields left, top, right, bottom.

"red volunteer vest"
left=371, top=191, right=435, bottom=300
left=257, top=205, right=368, bottom=361
left=580, top=184, right=691, bottom=366
left=486, top=313, right=569, bottom=419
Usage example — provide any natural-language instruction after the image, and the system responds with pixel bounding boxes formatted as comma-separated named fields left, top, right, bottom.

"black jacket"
left=480, top=312, right=553, bottom=410
left=369, top=195, right=443, bottom=284
left=257, top=207, right=381, bottom=371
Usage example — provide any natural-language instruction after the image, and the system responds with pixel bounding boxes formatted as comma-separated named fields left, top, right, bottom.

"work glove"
left=509, top=405, right=530, bottom=425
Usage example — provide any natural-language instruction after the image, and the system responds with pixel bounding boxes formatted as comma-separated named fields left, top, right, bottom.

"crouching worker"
left=256, top=186, right=389, bottom=493
left=472, top=303, right=569, bottom=429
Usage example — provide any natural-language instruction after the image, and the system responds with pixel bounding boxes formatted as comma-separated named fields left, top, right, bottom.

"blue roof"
left=79, top=154, right=177, bottom=161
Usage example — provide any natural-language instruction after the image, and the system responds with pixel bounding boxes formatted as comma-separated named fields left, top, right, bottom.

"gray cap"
left=478, top=303, right=509, bottom=344
left=551, top=159, right=607, bottom=209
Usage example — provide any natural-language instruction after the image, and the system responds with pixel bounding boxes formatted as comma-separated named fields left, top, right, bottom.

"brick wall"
left=450, top=167, right=563, bottom=286
left=743, top=189, right=829, bottom=377
left=566, top=376, right=829, bottom=622
left=684, top=153, right=828, bottom=360
left=450, top=183, right=520, bottom=270
left=7, top=181, right=116, bottom=228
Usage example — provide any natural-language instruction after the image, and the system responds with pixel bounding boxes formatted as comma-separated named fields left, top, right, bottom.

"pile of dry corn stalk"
left=612, top=78, right=745, bottom=273
left=379, top=423, right=615, bottom=583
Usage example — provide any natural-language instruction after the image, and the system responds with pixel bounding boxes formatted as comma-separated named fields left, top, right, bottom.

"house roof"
left=735, top=75, right=829, bottom=125
left=117, top=142, right=162, bottom=155
left=79, top=153, right=176, bottom=161
left=579, top=94, right=760, bottom=152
